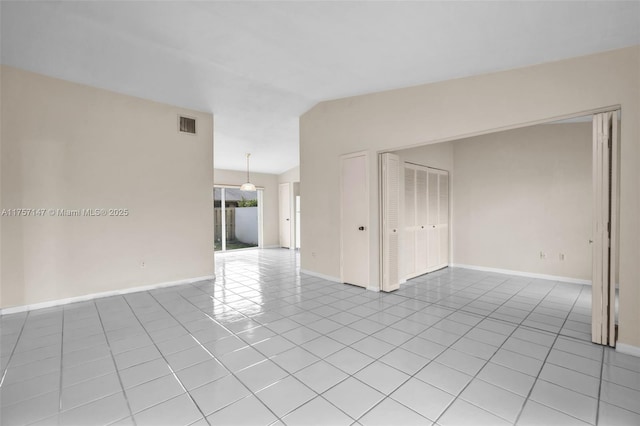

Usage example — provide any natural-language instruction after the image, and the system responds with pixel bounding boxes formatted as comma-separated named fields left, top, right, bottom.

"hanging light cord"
left=246, top=153, right=251, bottom=182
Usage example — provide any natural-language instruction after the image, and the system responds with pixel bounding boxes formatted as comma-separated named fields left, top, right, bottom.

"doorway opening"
left=378, top=109, right=620, bottom=347
left=214, top=186, right=263, bottom=252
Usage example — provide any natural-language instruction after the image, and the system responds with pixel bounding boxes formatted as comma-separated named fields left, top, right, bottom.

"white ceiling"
left=2, top=1, right=638, bottom=174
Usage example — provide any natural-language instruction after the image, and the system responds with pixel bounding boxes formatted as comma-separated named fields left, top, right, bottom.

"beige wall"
left=214, top=169, right=280, bottom=247
left=278, top=166, right=300, bottom=184
left=1, top=66, right=214, bottom=308
left=452, top=123, right=592, bottom=280
left=300, top=46, right=640, bottom=347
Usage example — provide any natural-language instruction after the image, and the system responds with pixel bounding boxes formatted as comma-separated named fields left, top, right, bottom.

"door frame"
left=340, top=150, right=370, bottom=287
left=279, top=182, right=292, bottom=248
left=295, top=195, right=301, bottom=249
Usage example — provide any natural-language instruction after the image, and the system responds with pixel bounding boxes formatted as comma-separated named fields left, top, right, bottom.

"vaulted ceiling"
left=2, top=1, right=638, bottom=173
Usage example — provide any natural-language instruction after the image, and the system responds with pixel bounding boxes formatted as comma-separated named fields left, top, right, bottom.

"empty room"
left=1, top=2, right=640, bottom=426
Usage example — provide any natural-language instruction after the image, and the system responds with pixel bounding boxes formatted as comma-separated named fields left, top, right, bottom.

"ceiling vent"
left=179, top=116, right=196, bottom=134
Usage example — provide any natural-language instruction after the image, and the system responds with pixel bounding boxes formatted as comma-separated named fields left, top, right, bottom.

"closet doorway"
left=404, top=163, right=450, bottom=279
left=378, top=109, right=620, bottom=348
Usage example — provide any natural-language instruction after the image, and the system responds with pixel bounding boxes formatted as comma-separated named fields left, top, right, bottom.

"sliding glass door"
left=214, top=187, right=261, bottom=252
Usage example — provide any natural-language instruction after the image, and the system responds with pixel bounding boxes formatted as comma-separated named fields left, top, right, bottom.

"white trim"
left=450, top=264, right=591, bottom=285
left=0, top=275, right=215, bottom=315
left=300, top=268, right=341, bottom=283
left=616, top=343, right=640, bottom=358
left=221, top=187, right=227, bottom=251
left=258, top=189, right=265, bottom=248
left=279, top=182, right=292, bottom=249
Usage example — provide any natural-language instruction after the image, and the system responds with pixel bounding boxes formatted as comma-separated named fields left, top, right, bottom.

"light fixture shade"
left=240, top=182, right=256, bottom=191
left=241, top=153, right=255, bottom=191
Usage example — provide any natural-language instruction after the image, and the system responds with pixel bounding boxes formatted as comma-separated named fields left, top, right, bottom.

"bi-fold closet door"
left=405, top=163, right=449, bottom=279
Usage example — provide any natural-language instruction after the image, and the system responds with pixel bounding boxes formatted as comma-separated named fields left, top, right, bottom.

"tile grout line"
left=352, top=274, right=534, bottom=424
left=431, top=278, right=564, bottom=425
left=175, top=287, right=327, bottom=423
left=1, top=253, right=623, bottom=426
left=195, top=266, right=575, bottom=425
left=594, top=283, right=607, bottom=426
left=93, top=300, right=139, bottom=426
left=423, top=278, right=564, bottom=423
left=595, top=345, right=606, bottom=425
left=119, top=293, right=214, bottom=425
left=511, top=281, right=593, bottom=426
left=144, top=267, right=617, bottom=425
left=58, top=306, right=65, bottom=413
left=184, top=273, right=457, bottom=422
left=0, top=311, right=30, bottom=388
left=180, top=274, right=420, bottom=423
left=144, top=290, right=282, bottom=425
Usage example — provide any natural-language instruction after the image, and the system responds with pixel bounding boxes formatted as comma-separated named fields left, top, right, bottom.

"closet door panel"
left=438, top=172, right=450, bottom=266
left=427, top=171, right=439, bottom=226
left=426, top=171, right=440, bottom=269
left=404, top=167, right=416, bottom=277
left=405, top=164, right=450, bottom=278
left=415, top=168, right=428, bottom=272
left=381, top=153, right=400, bottom=292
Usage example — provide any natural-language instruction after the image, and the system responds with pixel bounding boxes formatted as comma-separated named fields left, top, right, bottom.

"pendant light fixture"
left=240, top=153, right=256, bottom=191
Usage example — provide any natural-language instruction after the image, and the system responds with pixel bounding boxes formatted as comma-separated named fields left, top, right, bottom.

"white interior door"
left=341, top=152, right=369, bottom=288
left=279, top=182, right=291, bottom=248
left=381, top=153, right=400, bottom=292
left=592, top=111, right=618, bottom=347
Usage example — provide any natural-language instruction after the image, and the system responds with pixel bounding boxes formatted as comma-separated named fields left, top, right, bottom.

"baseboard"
left=0, top=275, right=216, bottom=315
left=616, top=343, right=640, bottom=358
left=300, top=269, right=341, bottom=283
left=450, top=264, right=591, bottom=285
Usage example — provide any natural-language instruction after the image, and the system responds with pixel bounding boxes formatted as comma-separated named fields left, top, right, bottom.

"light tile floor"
left=1, top=249, right=639, bottom=426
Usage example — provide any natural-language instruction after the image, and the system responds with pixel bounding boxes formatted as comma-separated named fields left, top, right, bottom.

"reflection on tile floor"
left=1, top=249, right=639, bottom=426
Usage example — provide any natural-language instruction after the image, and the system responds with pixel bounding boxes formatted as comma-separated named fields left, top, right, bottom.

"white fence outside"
left=235, top=207, right=258, bottom=244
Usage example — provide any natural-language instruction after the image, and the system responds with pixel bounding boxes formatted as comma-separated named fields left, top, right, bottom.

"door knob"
left=421, top=226, right=424, bottom=229
left=358, top=226, right=365, bottom=231
left=286, top=218, right=290, bottom=221
left=589, top=239, right=593, bottom=244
